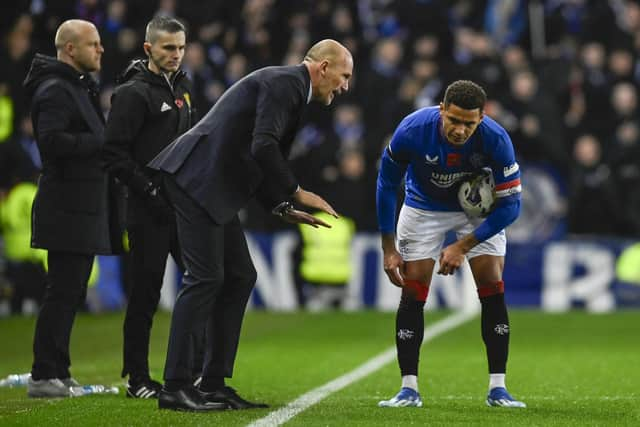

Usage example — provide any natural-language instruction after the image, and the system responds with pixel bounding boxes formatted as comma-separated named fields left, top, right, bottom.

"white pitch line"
left=247, top=309, right=478, bottom=427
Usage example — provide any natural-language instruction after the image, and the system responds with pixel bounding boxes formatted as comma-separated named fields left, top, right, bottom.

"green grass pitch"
left=0, top=310, right=639, bottom=426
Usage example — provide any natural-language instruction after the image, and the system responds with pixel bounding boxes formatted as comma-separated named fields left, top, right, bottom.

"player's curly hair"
left=443, top=80, right=487, bottom=111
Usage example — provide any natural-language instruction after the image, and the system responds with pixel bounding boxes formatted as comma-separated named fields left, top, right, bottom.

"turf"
left=0, top=310, right=638, bottom=426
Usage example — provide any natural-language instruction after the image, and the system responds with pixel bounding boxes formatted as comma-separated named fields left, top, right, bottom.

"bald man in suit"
left=150, top=40, right=354, bottom=411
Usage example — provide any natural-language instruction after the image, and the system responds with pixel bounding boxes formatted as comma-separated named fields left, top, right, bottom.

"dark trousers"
left=162, top=176, right=256, bottom=384
left=31, top=251, right=94, bottom=380
left=122, top=197, right=184, bottom=380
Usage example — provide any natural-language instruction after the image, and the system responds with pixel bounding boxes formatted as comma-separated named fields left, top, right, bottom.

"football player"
left=376, top=80, right=524, bottom=408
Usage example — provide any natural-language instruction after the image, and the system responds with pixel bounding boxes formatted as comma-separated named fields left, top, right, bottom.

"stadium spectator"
left=296, top=212, right=356, bottom=312
left=483, top=0, right=528, bottom=49
left=0, top=115, right=41, bottom=191
left=103, top=16, right=199, bottom=399
left=0, top=114, right=44, bottom=315
left=100, top=26, right=140, bottom=84
left=577, top=41, right=611, bottom=138
left=376, top=80, right=525, bottom=408
left=181, top=41, right=215, bottom=113
left=0, top=14, right=35, bottom=141
left=503, top=69, right=568, bottom=169
left=0, top=180, right=46, bottom=315
left=567, top=133, right=623, bottom=236
left=608, top=81, right=638, bottom=131
left=361, top=37, right=404, bottom=146
left=607, top=48, right=636, bottom=84
left=291, top=103, right=369, bottom=310
left=147, top=39, right=352, bottom=412
left=608, top=121, right=640, bottom=236
left=23, top=19, right=125, bottom=398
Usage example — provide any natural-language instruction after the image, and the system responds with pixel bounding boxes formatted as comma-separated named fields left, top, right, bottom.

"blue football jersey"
left=377, top=106, right=522, bottom=238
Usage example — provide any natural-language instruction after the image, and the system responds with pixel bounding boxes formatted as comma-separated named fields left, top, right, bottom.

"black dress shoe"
left=200, top=386, right=268, bottom=409
left=159, top=386, right=228, bottom=411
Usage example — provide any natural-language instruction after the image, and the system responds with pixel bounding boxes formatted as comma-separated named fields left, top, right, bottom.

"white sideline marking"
left=247, top=309, right=478, bottom=427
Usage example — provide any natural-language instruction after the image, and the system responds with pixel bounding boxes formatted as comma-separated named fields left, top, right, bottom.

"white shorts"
left=396, top=205, right=506, bottom=262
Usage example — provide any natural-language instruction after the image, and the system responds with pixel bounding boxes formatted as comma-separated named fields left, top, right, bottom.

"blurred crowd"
left=1, top=0, right=640, bottom=238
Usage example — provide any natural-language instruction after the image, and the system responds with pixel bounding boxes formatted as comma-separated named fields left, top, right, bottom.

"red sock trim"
left=477, top=280, right=505, bottom=298
left=404, top=279, right=429, bottom=302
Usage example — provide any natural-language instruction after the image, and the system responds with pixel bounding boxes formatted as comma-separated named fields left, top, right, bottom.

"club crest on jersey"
left=469, top=153, right=485, bottom=168
left=174, top=98, right=184, bottom=108
left=425, top=154, right=439, bottom=164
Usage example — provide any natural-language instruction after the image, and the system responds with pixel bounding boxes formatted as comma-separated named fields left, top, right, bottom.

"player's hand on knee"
left=383, top=250, right=405, bottom=287
left=437, top=251, right=464, bottom=275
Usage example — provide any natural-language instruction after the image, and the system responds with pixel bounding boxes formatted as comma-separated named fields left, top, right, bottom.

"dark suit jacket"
left=148, top=64, right=310, bottom=225
left=23, top=54, right=125, bottom=254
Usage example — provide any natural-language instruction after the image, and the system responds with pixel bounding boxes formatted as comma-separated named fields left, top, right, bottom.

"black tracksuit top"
left=104, top=60, right=193, bottom=194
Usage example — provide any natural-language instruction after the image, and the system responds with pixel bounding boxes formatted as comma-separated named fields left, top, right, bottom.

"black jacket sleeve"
left=34, top=85, right=102, bottom=159
left=103, top=83, right=154, bottom=194
left=250, top=78, right=300, bottom=209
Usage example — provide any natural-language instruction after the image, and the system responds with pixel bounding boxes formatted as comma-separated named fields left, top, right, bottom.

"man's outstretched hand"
left=293, top=188, right=339, bottom=219
left=282, top=209, right=332, bottom=228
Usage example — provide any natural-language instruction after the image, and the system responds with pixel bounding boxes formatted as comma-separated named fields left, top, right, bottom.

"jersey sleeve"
left=491, top=129, right=522, bottom=201
left=473, top=128, right=522, bottom=242
left=376, top=124, right=412, bottom=233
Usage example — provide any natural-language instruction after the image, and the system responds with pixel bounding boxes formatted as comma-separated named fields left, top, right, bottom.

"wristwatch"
left=272, top=201, right=294, bottom=217
left=143, top=181, right=158, bottom=197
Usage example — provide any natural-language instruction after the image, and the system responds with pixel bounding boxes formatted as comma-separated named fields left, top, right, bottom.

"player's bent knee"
left=476, top=280, right=504, bottom=298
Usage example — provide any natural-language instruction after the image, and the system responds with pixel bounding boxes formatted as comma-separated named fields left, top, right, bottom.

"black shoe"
left=159, top=387, right=228, bottom=412
left=200, top=386, right=268, bottom=409
left=127, top=377, right=163, bottom=399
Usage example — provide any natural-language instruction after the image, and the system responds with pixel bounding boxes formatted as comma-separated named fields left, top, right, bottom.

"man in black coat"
left=103, top=16, right=199, bottom=399
left=22, top=19, right=124, bottom=398
left=149, top=39, right=353, bottom=412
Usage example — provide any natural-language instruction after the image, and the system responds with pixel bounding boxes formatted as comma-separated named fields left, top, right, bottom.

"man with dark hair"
left=144, top=15, right=186, bottom=43
left=148, top=39, right=353, bottom=412
left=376, top=80, right=526, bottom=408
left=103, top=15, right=196, bottom=399
left=23, top=19, right=124, bottom=398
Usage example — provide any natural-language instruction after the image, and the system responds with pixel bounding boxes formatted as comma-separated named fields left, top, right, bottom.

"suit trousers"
left=162, top=176, right=257, bottom=384
left=122, top=196, right=185, bottom=380
left=31, top=251, right=94, bottom=380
